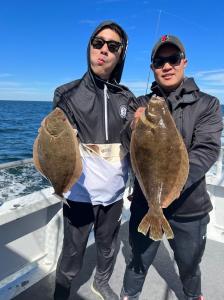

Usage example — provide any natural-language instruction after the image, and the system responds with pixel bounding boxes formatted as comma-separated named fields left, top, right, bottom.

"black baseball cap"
left=151, top=35, right=185, bottom=61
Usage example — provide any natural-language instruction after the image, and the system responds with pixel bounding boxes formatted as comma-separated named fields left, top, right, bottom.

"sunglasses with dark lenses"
left=152, top=52, right=184, bottom=69
left=91, top=37, right=123, bottom=53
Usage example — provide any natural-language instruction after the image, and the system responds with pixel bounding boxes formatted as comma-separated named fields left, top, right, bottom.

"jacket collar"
left=82, top=70, right=130, bottom=97
left=150, top=77, right=200, bottom=110
left=151, top=77, right=199, bottom=102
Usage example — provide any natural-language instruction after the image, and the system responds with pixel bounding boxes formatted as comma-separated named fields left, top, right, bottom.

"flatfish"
left=33, top=107, right=82, bottom=197
left=130, top=95, right=189, bottom=241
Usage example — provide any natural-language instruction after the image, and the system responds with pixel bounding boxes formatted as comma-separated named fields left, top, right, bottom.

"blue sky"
left=1, top=0, right=224, bottom=103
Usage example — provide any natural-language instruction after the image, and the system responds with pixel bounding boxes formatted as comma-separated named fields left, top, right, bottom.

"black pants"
left=121, top=204, right=209, bottom=300
left=54, top=199, right=123, bottom=299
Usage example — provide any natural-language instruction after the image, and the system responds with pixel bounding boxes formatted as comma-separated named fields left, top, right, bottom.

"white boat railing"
left=0, top=158, right=33, bottom=171
left=206, top=146, right=224, bottom=185
left=206, top=146, right=224, bottom=243
left=0, top=159, right=131, bottom=299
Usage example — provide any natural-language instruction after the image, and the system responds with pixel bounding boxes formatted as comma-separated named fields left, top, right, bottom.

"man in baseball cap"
left=120, top=34, right=223, bottom=300
left=149, top=34, right=187, bottom=92
left=151, top=34, right=185, bottom=61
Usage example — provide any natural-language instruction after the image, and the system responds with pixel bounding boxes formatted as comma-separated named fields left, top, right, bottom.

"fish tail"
left=161, top=215, right=174, bottom=240
left=138, top=211, right=174, bottom=241
left=137, top=212, right=151, bottom=236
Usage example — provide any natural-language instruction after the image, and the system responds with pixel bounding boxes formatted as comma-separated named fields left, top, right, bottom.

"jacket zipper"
left=104, top=84, right=109, bottom=141
left=179, top=108, right=183, bottom=136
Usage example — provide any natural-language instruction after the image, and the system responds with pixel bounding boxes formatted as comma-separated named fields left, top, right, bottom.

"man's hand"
left=130, top=107, right=146, bottom=130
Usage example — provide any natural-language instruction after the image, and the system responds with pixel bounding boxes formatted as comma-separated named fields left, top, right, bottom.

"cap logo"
left=161, top=35, right=169, bottom=42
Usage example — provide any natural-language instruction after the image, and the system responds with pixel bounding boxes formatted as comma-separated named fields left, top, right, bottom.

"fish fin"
left=161, top=216, right=174, bottom=240
left=138, top=211, right=174, bottom=241
left=33, top=138, right=44, bottom=175
left=63, top=132, right=83, bottom=193
left=53, top=193, right=70, bottom=207
left=138, top=212, right=151, bottom=236
left=162, top=190, right=181, bottom=208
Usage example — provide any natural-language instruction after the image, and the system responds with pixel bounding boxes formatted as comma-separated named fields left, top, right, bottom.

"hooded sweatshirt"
left=53, top=21, right=135, bottom=206
left=121, top=77, right=223, bottom=218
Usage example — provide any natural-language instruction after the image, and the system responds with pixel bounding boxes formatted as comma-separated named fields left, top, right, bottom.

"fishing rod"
left=145, top=9, right=162, bottom=95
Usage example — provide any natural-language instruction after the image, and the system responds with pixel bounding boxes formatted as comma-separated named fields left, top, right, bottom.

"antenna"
left=145, top=9, right=162, bottom=95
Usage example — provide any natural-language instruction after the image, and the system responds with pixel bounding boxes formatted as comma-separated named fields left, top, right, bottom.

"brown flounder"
left=130, top=95, right=189, bottom=241
left=33, top=107, right=82, bottom=196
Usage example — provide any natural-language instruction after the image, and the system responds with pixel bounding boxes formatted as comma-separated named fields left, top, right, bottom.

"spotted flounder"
left=130, top=95, right=189, bottom=241
left=33, top=107, right=82, bottom=196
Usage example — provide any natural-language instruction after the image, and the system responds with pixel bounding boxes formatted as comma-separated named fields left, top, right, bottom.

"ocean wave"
left=0, top=163, right=50, bottom=202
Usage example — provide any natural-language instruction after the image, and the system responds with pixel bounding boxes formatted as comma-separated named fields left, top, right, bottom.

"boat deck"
left=13, top=220, right=224, bottom=300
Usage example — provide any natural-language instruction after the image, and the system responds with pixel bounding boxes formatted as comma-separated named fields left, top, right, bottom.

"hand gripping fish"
left=33, top=107, right=82, bottom=199
left=130, top=95, right=189, bottom=241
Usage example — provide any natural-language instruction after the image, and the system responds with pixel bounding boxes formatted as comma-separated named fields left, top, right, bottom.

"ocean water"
left=0, top=100, right=224, bottom=202
left=0, top=100, right=52, bottom=163
left=0, top=100, right=52, bottom=202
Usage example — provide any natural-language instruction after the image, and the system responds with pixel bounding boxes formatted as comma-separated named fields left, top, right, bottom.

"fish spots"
left=130, top=95, right=189, bottom=240
left=33, top=108, right=82, bottom=197
left=159, top=118, right=166, bottom=128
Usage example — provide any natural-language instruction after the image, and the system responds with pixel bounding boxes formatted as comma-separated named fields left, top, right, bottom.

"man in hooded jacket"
left=53, top=21, right=135, bottom=300
left=120, top=35, right=223, bottom=300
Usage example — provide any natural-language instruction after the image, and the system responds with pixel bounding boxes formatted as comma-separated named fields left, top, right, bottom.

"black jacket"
left=53, top=73, right=134, bottom=144
left=53, top=21, right=135, bottom=144
left=121, top=77, right=223, bottom=218
left=51, top=21, right=135, bottom=206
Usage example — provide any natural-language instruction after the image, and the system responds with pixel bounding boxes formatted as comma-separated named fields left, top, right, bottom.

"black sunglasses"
left=152, top=52, right=185, bottom=69
left=91, top=37, right=123, bottom=53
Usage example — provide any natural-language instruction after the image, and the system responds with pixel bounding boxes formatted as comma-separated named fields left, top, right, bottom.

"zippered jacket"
left=53, top=21, right=135, bottom=206
left=121, top=77, right=223, bottom=218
